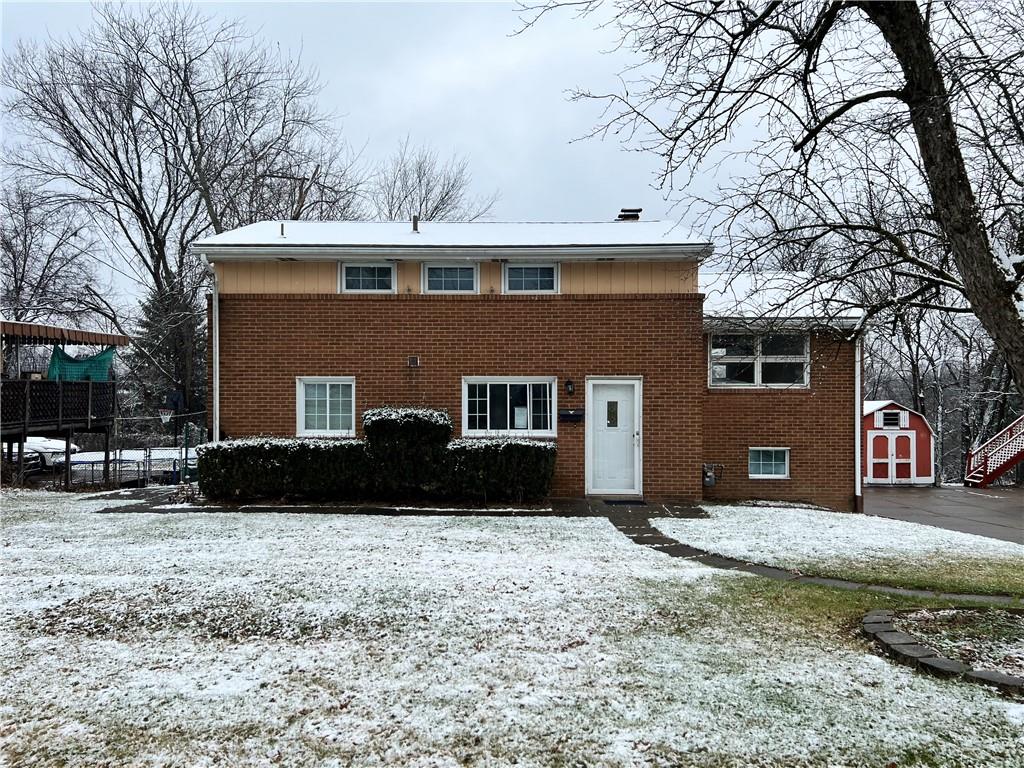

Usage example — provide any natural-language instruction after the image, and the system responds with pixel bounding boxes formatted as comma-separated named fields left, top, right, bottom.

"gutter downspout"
left=854, top=336, right=863, bottom=513
left=201, top=253, right=220, bottom=441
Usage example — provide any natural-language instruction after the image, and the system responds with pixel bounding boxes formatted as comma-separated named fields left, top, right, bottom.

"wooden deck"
left=1, top=380, right=117, bottom=440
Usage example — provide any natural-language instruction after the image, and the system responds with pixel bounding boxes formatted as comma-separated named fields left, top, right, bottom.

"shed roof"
left=863, top=400, right=935, bottom=433
left=1, top=321, right=131, bottom=347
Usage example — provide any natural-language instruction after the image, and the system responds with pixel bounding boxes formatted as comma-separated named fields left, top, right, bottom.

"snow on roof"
left=193, top=220, right=710, bottom=254
left=863, top=400, right=934, bottom=431
left=700, top=271, right=863, bottom=327
left=863, top=400, right=897, bottom=416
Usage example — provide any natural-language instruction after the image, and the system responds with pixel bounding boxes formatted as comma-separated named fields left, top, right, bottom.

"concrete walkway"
left=865, top=486, right=1023, bottom=544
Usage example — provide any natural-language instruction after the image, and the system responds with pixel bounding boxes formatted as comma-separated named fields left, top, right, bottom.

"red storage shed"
left=862, top=401, right=935, bottom=485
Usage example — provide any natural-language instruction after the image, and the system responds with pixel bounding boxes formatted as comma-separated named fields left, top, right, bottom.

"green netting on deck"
left=46, top=345, right=116, bottom=381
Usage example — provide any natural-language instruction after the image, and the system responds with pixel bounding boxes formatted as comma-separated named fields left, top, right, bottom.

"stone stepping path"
left=863, top=609, right=1024, bottom=696
left=607, top=513, right=1021, bottom=606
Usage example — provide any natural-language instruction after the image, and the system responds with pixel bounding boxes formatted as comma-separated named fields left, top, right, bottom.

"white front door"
left=867, top=430, right=916, bottom=484
left=587, top=379, right=642, bottom=495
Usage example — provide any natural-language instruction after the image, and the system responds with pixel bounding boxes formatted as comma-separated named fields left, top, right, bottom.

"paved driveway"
left=865, top=485, right=1023, bottom=544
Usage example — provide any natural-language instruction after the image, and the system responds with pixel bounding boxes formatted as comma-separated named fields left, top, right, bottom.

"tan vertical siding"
left=479, top=262, right=501, bottom=294
left=215, top=259, right=699, bottom=294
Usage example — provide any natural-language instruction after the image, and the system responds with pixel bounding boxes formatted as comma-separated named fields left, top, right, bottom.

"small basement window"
left=342, top=263, right=394, bottom=293
left=462, top=377, right=556, bottom=437
left=748, top=448, right=790, bottom=479
left=710, top=334, right=809, bottom=387
left=503, top=264, right=558, bottom=293
left=296, top=376, right=355, bottom=437
left=424, top=264, right=477, bottom=293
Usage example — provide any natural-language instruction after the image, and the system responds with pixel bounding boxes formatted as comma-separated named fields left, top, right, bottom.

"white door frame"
left=866, top=429, right=916, bottom=485
left=585, top=377, right=643, bottom=496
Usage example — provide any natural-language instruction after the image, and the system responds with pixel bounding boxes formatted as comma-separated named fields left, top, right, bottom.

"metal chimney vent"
left=616, top=208, right=642, bottom=221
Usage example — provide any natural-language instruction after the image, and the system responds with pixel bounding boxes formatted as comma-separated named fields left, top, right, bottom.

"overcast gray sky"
left=2, top=1, right=685, bottom=224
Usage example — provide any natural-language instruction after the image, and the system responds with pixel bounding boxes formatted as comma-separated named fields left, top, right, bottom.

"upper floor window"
left=710, top=333, right=809, bottom=387
left=462, top=377, right=556, bottom=437
left=503, top=264, right=558, bottom=293
left=424, top=264, right=477, bottom=293
left=342, top=263, right=394, bottom=293
left=296, top=376, right=355, bottom=437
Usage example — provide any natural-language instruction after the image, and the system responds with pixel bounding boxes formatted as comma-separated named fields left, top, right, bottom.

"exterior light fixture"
left=565, top=379, right=575, bottom=396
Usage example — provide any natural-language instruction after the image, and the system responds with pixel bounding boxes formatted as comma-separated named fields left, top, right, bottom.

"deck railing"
left=1, top=380, right=117, bottom=433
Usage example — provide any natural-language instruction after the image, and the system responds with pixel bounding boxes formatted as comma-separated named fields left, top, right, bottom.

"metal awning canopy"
left=1, top=321, right=131, bottom=347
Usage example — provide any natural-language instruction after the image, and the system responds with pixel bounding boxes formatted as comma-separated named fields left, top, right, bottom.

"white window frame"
left=748, top=447, right=791, bottom=480
left=708, top=333, right=810, bottom=389
left=422, top=263, right=479, bottom=294
left=340, top=262, right=396, bottom=294
left=295, top=376, right=356, bottom=437
left=461, top=376, right=558, bottom=438
left=501, top=263, right=560, bottom=295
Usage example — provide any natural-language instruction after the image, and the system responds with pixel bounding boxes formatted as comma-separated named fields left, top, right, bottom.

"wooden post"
left=64, top=429, right=72, bottom=489
left=57, top=380, right=63, bottom=431
left=17, top=437, right=25, bottom=485
left=103, top=427, right=111, bottom=485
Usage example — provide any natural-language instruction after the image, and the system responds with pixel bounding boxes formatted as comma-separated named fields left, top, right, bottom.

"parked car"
left=25, top=437, right=80, bottom=470
left=3, top=438, right=77, bottom=475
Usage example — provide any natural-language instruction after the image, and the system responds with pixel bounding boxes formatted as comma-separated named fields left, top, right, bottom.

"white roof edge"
left=197, top=243, right=713, bottom=262
left=863, top=400, right=896, bottom=416
left=702, top=315, right=862, bottom=330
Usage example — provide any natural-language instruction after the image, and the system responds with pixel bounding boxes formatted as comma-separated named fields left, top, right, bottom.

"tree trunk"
left=861, top=1, right=1024, bottom=395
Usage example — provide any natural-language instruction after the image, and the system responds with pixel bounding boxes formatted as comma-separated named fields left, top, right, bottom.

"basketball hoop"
left=158, top=408, right=174, bottom=424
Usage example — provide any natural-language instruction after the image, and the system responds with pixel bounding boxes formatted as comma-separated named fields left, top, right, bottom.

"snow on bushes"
left=197, top=437, right=369, bottom=501
left=361, top=407, right=452, bottom=429
left=448, top=438, right=557, bottom=503
left=198, top=414, right=558, bottom=503
left=362, top=407, right=453, bottom=497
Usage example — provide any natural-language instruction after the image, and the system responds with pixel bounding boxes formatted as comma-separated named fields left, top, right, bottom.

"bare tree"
left=0, top=182, right=97, bottom=325
left=522, top=1, right=1024, bottom=393
left=2, top=4, right=364, bottom=413
left=369, top=137, right=497, bottom=222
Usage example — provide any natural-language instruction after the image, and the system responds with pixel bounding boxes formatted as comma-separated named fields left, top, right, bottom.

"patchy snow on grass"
left=654, top=503, right=1024, bottom=571
left=2, top=491, right=1023, bottom=766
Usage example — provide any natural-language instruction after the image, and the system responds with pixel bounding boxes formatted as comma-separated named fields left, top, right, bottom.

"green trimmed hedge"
left=363, top=407, right=453, bottom=497
left=198, top=408, right=558, bottom=504
left=197, top=437, right=369, bottom=501
left=447, top=438, right=558, bottom=503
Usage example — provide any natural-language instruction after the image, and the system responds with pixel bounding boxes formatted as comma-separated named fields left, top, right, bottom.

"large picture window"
left=424, top=264, right=477, bottom=293
left=296, top=377, right=355, bottom=437
left=342, top=263, right=394, bottom=293
left=710, top=333, right=809, bottom=387
left=462, top=377, right=556, bottom=437
left=503, top=264, right=558, bottom=293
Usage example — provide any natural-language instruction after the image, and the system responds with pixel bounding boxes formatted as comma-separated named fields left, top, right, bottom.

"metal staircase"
left=964, top=414, right=1024, bottom=487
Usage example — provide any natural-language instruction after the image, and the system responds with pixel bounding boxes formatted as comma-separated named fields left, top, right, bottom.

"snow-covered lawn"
left=655, top=504, right=1024, bottom=597
left=2, top=490, right=1022, bottom=766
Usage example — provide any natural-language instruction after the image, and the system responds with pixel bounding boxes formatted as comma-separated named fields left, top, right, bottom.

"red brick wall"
left=702, top=333, right=858, bottom=511
left=212, top=293, right=705, bottom=499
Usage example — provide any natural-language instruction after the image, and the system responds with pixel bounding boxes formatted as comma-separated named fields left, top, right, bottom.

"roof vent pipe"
left=412, top=215, right=419, bottom=233
left=616, top=208, right=642, bottom=221
left=280, top=221, right=285, bottom=237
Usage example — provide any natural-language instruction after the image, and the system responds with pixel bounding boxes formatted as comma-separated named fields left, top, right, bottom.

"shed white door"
left=587, top=379, right=642, bottom=495
left=867, top=430, right=915, bottom=484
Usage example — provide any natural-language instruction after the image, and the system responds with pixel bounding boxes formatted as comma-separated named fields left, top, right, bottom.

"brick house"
left=195, top=217, right=863, bottom=511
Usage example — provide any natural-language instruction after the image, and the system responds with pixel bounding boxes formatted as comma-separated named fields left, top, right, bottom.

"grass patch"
left=791, top=556, right=1024, bottom=600
left=645, top=574, right=1005, bottom=646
